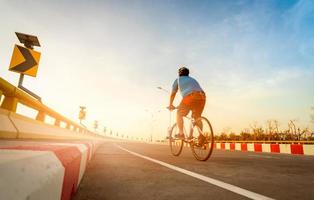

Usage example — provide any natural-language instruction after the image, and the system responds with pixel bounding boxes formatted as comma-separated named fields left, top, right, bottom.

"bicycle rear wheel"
left=169, top=123, right=183, bottom=156
left=190, top=117, right=214, bottom=161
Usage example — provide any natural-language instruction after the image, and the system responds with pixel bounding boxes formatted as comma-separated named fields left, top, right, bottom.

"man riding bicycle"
left=168, top=67, right=206, bottom=139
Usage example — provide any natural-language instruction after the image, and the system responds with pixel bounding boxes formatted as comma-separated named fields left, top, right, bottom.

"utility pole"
left=94, top=120, right=98, bottom=132
left=103, top=126, right=107, bottom=135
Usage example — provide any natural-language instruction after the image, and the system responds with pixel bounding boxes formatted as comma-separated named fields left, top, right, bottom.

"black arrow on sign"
left=11, top=46, right=37, bottom=72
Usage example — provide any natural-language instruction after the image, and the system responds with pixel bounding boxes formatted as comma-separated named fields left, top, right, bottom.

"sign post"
left=94, top=120, right=98, bottom=132
left=9, top=32, right=42, bottom=101
left=78, top=106, right=87, bottom=127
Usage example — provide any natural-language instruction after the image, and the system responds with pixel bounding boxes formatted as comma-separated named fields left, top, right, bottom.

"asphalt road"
left=74, top=141, right=314, bottom=200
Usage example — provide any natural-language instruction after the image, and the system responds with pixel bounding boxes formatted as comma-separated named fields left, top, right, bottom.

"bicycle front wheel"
left=190, top=117, right=214, bottom=161
left=169, top=123, right=183, bottom=156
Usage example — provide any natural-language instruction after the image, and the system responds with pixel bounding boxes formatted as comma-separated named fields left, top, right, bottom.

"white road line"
left=116, top=144, right=274, bottom=200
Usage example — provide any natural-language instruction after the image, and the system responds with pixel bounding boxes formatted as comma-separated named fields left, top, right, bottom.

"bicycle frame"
left=168, top=109, right=196, bottom=141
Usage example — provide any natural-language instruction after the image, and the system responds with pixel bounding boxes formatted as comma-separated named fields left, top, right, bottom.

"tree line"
left=215, top=119, right=314, bottom=141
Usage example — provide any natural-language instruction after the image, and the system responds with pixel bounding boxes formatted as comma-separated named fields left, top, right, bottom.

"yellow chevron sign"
left=9, top=45, right=41, bottom=77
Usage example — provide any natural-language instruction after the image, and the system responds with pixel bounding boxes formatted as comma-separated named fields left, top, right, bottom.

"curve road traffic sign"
left=9, top=44, right=41, bottom=77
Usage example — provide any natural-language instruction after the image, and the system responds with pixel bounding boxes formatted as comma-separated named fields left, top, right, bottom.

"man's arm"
left=168, top=79, right=178, bottom=110
left=168, top=92, right=176, bottom=110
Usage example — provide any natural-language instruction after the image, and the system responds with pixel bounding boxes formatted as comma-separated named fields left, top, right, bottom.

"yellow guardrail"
left=0, top=77, right=89, bottom=134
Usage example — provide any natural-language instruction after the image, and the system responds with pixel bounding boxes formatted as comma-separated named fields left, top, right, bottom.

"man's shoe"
left=198, top=134, right=206, bottom=145
left=175, top=134, right=185, bottom=139
left=187, top=135, right=194, bottom=140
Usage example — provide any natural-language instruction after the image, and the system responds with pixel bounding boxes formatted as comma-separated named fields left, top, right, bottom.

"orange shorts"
left=177, top=91, right=206, bottom=119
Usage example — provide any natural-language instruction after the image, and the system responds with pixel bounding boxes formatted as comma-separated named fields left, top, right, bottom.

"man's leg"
left=190, top=97, right=206, bottom=144
left=191, top=97, right=206, bottom=131
left=177, top=112, right=184, bottom=135
left=177, top=104, right=189, bottom=137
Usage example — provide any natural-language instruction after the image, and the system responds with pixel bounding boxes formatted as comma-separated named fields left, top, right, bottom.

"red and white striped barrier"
left=152, top=140, right=314, bottom=156
left=0, top=140, right=102, bottom=200
left=215, top=142, right=314, bottom=156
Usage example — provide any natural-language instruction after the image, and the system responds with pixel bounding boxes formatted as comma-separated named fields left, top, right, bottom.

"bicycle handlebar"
left=167, top=106, right=178, bottom=111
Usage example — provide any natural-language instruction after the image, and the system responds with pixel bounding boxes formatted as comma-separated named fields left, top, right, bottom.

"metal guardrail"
left=0, top=77, right=90, bottom=134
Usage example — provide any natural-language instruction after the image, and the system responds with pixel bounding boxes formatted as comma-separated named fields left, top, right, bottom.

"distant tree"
left=214, top=135, right=220, bottom=141
left=240, top=129, right=252, bottom=141
left=299, top=128, right=311, bottom=140
left=266, top=120, right=273, bottom=141
left=266, top=120, right=281, bottom=140
left=273, top=120, right=280, bottom=133
left=255, top=127, right=265, bottom=140
left=288, top=120, right=297, bottom=140
left=272, top=120, right=283, bottom=140
left=309, top=132, right=314, bottom=141
left=227, top=132, right=240, bottom=141
left=287, top=120, right=310, bottom=141
left=283, top=129, right=291, bottom=140
left=242, top=128, right=250, bottom=134
left=218, top=132, right=228, bottom=141
left=228, top=132, right=237, bottom=141
left=250, top=122, right=266, bottom=140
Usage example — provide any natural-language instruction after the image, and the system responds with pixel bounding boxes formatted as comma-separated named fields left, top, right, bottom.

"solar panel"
left=15, top=32, right=41, bottom=47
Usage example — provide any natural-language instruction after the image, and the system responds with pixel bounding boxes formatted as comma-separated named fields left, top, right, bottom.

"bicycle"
left=167, top=108, right=214, bottom=161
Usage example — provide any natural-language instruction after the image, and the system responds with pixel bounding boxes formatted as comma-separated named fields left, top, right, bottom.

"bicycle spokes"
left=169, top=124, right=183, bottom=156
left=190, top=117, right=214, bottom=161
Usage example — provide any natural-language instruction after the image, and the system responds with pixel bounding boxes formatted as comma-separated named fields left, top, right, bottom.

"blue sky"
left=0, top=0, right=313, bottom=139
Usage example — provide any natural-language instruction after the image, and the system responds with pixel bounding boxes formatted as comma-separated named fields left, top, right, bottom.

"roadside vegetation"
left=217, top=121, right=313, bottom=142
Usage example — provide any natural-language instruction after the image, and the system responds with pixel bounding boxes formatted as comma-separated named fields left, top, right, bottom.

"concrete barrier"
left=0, top=109, right=18, bottom=138
left=270, top=144, right=280, bottom=153
left=130, top=139, right=314, bottom=156
left=225, top=143, right=230, bottom=150
left=262, top=143, right=271, bottom=153
left=303, top=145, right=314, bottom=156
left=247, top=143, right=254, bottom=152
left=279, top=144, right=291, bottom=154
left=215, top=142, right=314, bottom=156
left=230, top=143, right=235, bottom=150
left=235, top=143, right=241, bottom=151
left=0, top=149, right=64, bottom=200
left=0, top=140, right=102, bottom=200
